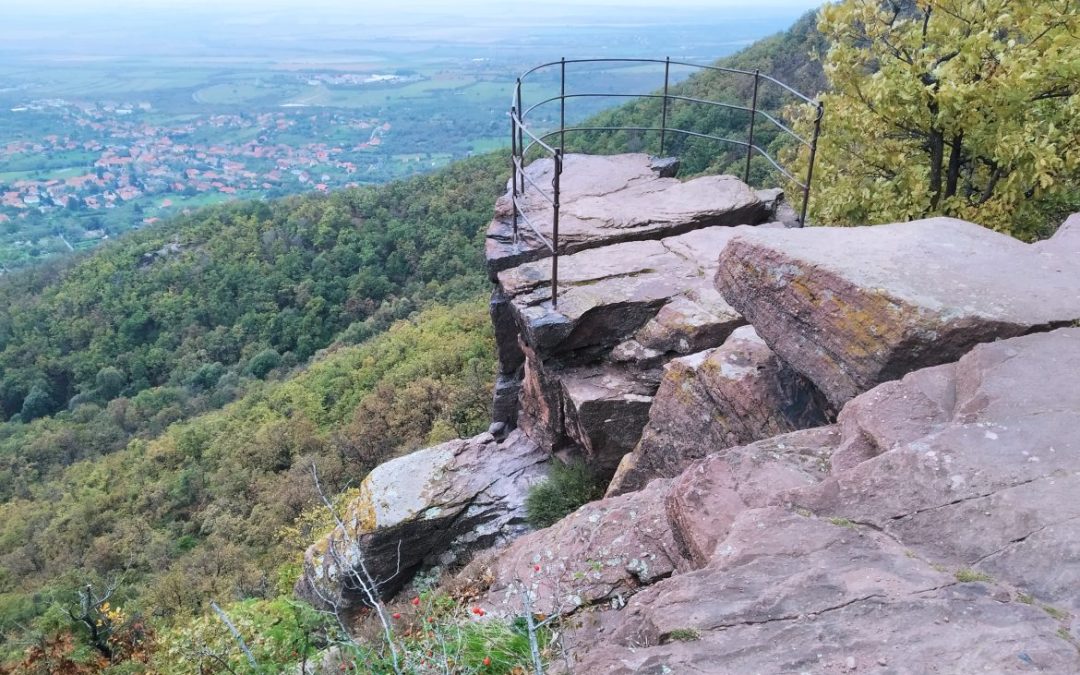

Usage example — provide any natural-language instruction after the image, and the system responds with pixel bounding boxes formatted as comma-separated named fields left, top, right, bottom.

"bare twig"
left=211, top=601, right=258, bottom=669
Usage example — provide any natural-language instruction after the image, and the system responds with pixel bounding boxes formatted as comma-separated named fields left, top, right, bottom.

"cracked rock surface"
left=498, top=225, right=753, bottom=358
left=296, top=430, right=548, bottom=608
left=469, top=328, right=1080, bottom=673
left=485, top=153, right=768, bottom=274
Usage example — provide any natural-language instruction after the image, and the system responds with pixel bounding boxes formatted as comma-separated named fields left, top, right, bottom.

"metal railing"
left=509, top=57, right=824, bottom=307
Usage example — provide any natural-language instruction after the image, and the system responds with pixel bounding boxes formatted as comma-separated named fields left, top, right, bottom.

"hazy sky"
left=6, top=0, right=825, bottom=17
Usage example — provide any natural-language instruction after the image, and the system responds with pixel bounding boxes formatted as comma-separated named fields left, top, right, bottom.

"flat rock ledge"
left=464, top=328, right=1080, bottom=673
left=717, top=215, right=1080, bottom=408
left=505, top=226, right=761, bottom=471
left=485, top=153, right=769, bottom=274
left=296, top=430, right=548, bottom=609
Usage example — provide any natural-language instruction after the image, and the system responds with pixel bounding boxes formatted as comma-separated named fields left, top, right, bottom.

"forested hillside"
left=0, top=155, right=508, bottom=666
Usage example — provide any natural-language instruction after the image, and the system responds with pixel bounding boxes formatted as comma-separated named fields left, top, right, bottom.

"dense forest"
left=1, top=3, right=1077, bottom=671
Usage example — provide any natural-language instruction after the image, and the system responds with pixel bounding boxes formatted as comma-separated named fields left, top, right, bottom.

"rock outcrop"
left=485, top=153, right=769, bottom=273
left=607, top=326, right=829, bottom=495
left=467, top=328, right=1080, bottom=673
left=298, top=149, right=1080, bottom=674
left=486, top=154, right=785, bottom=480
left=503, top=226, right=767, bottom=474
left=297, top=430, right=547, bottom=608
left=717, top=217, right=1080, bottom=407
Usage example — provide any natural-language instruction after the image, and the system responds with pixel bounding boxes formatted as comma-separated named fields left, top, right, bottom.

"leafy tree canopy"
left=801, top=0, right=1079, bottom=238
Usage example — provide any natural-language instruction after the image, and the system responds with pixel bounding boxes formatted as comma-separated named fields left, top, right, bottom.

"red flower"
left=472, top=606, right=486, bottom=616
left=534, top=564, right=541, bottom=572
left=483, top=656, right=492, bottom=666
left=392, top=613, right=401, bottom=620
left=411, top=597, right=421, bottom=606
left=427, top=616, right=436, bottom=623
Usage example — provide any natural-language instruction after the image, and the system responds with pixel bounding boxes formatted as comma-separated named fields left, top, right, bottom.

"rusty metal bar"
left=510, top=105, right=519, bottom=243
left=560, top=57, right=566, bottom=154
left=801, top=102, right=824, bottom=227
left=551, top=149, right=562, bottom=308
left=660, top=56, right=670, bottom=155
left=744, top=69, right=759, bottom=183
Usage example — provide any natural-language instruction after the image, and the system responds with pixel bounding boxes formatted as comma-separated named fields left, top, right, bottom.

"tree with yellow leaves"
left=800, top=0, right=1079, bottom=238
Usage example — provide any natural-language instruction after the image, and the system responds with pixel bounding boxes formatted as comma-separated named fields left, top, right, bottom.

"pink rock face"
left=470, top=478, right=683, bottom=617
left=608, top=326, right=830, bottom=495
left=716, top=217, right=1080, bottom=408
left=478, top=328, right=1080, bottom=673
left=792, top=328, right=1080, bottom=610
left=571, top=508, right=1077, bottom=674
left=471, top=427, right=841, bottom=616
left=485, top=153, right=768, bottom=274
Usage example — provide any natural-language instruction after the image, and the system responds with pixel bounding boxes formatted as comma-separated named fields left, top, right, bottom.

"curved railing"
left=508, top=57, right=823, bottom=307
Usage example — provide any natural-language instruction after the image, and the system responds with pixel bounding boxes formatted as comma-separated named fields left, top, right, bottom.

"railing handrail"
left=509, top=57, right=824, bottom=308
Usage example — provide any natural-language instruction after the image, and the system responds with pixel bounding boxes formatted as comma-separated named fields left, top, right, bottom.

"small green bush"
left=525, top=460, right=605, bottom=529
left=246, top=349, right=282, bottom=379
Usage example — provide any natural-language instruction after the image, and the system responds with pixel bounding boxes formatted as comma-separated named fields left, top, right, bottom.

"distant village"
left=0, top=98, right=393, bottom=232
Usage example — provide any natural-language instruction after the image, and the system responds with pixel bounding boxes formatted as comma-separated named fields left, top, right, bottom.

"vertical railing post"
left=560, top=57, right=566, bottom=154
left=551, top=149, right=562, bottom=308
left=800, top=102, right=824, bottom=228
left=510, top=103, right=519, bottom=243
left=516, top=78, right=524, bottom=172
left=659, top=56, right=671, bottom=155
left=744, top=69, right=760, bottom=183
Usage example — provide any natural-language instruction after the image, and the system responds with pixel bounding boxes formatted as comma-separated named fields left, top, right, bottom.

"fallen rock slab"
left=485, top=153, right=768, bottom=273
left=607, top=326, right=830, bottom=495
left=296, top=430, right=547, bottom=608
left=717, top=217, right=1080, bottom=407
left=559, top=364, right=658, bottom=475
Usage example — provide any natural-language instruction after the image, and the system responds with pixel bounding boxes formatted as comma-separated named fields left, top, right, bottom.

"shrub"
left=246, top=349, right=281, bottom=379
left=525, top=460, right=605, bottom=529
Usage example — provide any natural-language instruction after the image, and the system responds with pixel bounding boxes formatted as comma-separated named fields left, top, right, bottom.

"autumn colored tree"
left=800, top=0, right=1079, bottom=238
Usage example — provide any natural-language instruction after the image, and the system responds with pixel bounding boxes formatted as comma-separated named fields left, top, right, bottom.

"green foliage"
left=666, top=628, right=701, bottom=642
left=0, top=152, right=506, bottom=425
left=525, top=460, right=605, bottom=529
left=18, top=386, right=54, bottom=423
left=245, top=349, right=282, bottom=379
left=152, top=597, right=335, bottom=674
left=795, top=0, right=1080, bottom=238
left=0, top=300, right=496, bottom=663
left=954, top=568, right=993, bottom=583
left=93, top=368, right=126, bottom=401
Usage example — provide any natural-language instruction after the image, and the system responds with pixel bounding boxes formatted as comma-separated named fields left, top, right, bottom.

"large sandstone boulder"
left=464, top=478, right=683, bottom=617
left=485, top=153, right=768, bottom=273
left=608, top=326, right=830, bottom=495
left=717, top=217, right=1080, bottom=407
left=296, top=430, right=548, bottom=608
